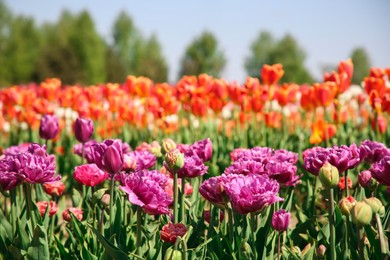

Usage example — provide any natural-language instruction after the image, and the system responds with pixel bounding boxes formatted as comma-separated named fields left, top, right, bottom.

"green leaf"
left=89, top=226, right=129, bottom=259
left=26, top=225, right=50, bottom=260
left=54, top=236, right=70, bottom=258
left=72, top=189, right=82, bottom=208
left=17, top=218, right=30, bottom=250
left=364, top=225, right=381, bottom=259
left=82, top=244, right=98, bottom=260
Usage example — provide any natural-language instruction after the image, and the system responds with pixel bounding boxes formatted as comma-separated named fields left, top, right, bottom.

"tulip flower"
left=63, top=207, right=83, bottom=221
left=199, top=176, right=228, bottom=208
left=160, top=223, right=187, bottom=244
left=42, top=180, right=65, bottom=197
left=91, top=139, right=124, bottom=175
left=74, top=117, right=94, bottom=143
left=36, top=201, right=58, bottom=217
left=272, top=209, right=290, bottom=232
left=39, top=114, right=59, bottom=140
left=73, top=164, right=109, bottom=187
left=370, top=156, right=390, bottom=186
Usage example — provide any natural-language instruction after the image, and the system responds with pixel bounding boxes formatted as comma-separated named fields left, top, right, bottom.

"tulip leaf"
left=72, top=189, right=82, bottom=208
left=89, top=226, right=129, bottom=259
left=364, top=225, right=381, bottom=259
left=81, top=244, right=98, bottom=260
left=17, top=218, right=30, bottom=250
left=26, top=225, right=50, bottom=260
left=54, top=236, right=70, bottom=258
left=8, top=245, right=24, bottom=259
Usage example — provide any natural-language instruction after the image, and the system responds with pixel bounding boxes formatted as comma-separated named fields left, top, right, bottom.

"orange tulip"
left=364, top=77, right=385, bottom=96
left=385, top=67, right=390, bottom=80
left=300, top=85, right=316, bottom=111
left=39, top=78, right=61, bottom=101
left=313, top=82, right=337, bottom=107
left=274, top=83, right=299, bottom=107
left=371, top=115, right=387, bottom=134
left=369, top=67, right=385, bottom=79
left=324, top=71, right=350, bottom=96
left=264, top=112, right=282, bottom=129
left=338, top=58, right=354, bottom=80
left=309, top=119, right=337, bottom=144
left=261, top=64, right=284, bottom=86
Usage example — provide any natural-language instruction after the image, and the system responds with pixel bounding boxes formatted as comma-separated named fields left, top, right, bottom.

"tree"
left=179, top=31, right=226, bottom=78
left=244, top=31, right=275, bottom=78
left=245, top=32, right=313, bottom=84
left=3, top=16, right=42, bottom=84
left=37, top=10, right=107, bottom=85
left=136, top=34, right=168, bottom=82
left=350, top=47, right=371, bottom=85
left=0, top=0, right=12, bottom=86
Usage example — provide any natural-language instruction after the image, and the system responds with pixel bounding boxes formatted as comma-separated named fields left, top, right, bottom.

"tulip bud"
left=36, top=201, right=58, bottom=217
left=352, top=201, right=373, bottom=226
left=165, top=148, right=184, bottom=171
left=123, top=153, right=137, bottom=171
left=160, top=223, right=187, bottom=244
left=162, top=138, right=177, bottom=154
left=101, top=194, right=110, bottom=208
left=39, top=114, right=59, bottom=140
left=364, top=197, right=385, bottom=216
left=42, top=180, right=65, bottom=197
left=103, top=144, right=123, bottom=174
left=339, top=196, right=356, bottom=216
left=74, top=117, right=94, bottom=143
left=319, top=162, right=339, bottom=188
left=62, top=207, right=83, bottom=222
left=272, top=209, right=290, bottom=232
left=241, top=241, right=253, bottom=259
left=316, top=245, right=326, bottom=258
left=164, top=248, right=182, bottom=260
left=150, top=141, right=162, bottom=157
left=358, top=170, right=372, bottom=188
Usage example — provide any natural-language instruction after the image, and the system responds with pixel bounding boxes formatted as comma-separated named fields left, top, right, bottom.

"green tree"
left=2, top=16, right=42, bottom=84
left=136, top=34, right=168, bottom=82
left=244, top=31, right=275, bottom=78
left=37, top=10, right=107, bottom=85
left=179, top=31, right=226, bottom=78
left=0, top=0, right=12, bottom=86
left=245, top=32, right=313, bottom=84
left=350, top=47, right=371, bottom=85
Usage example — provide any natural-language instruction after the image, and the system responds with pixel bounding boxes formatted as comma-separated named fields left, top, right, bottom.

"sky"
left=4, top=0, right=390, bottom=83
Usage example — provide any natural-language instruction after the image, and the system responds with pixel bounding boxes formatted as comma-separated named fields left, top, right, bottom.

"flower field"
left=1, top=61, right=390, bottom=259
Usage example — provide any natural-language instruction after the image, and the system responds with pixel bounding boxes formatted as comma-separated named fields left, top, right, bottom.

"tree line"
left=0, top=0, right=371, bottom=87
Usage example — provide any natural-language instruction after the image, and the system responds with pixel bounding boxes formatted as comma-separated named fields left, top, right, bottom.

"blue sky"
left=4, top=0, right=390, bottom=83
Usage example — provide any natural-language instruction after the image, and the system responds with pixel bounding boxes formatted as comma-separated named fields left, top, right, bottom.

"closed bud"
left=339, top=196, right=356, bottom=216
left=358, top=170, right=372, bottom=188
left=165, top=148, right=184, bottom=171
left=319, top=162, right=339, bottom=188
left=150, top=141, right=162, bottom=157
left=316, top=245, right=326, bottom=258
left=364, top=197, right=385, bottom=216
left=162, top=138, right=177, bottom=154
left=74, top=117, right=94, bottom=143
left=164, top=248, right=182, bottom=260
left=352, top=201, right=373, bottom=226
left=101, top=194, right=110, bottom=208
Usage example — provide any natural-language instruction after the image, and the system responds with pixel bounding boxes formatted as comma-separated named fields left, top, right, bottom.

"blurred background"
left=0, top=0, right=389, bottom=87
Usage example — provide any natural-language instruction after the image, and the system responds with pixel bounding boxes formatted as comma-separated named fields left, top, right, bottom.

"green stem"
left=181, top=238, right=188, bottom=260
left=136, top=207, right=142, bottom=255
left=181, top=178, right=185, bottom=224
left=81, top=142, right=85, bottom=165
left=344, top=170, right=349, bottom=197
left=357, top=227, right=364, bottom=260
left=278, top=233, right=281, bottom=260
left=228, top=207, right=234, bottom=249
left=328, top=188, right=336, bottom=260
left=250, top=213, right=257, bottom=259
left=344, top=218, right=350, bottom=258
left=109, top=176, right=115, bottom=236
left=173, top=171, right=179, bottom=223
left=10, top=189, right=16, bottom=236
left=25, top=184, right=36, bottom=230
left=375, top=213, right=388, bottom=256
left=207, top=205, right=214, bottom=239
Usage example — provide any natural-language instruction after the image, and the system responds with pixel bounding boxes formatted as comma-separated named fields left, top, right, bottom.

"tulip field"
left=1, top=61, right=390, bottom=259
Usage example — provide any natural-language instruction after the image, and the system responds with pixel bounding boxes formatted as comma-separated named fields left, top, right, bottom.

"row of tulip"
left=1, top=61, right=390, bottom=147
left=0, top=112, right=389, bottom=259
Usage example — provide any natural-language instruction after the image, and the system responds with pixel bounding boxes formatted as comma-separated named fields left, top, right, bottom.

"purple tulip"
left=0, top=155, right=23, bottom=190
left=74, top=117, right=94, bottom=143
left=271, top=149, right=298, bottom=164
left=187, top=138, right=213, bottom=162
left=303, top=147, right=329, bottom=176
left=222, top=174, right=283, bottom=215
left=272, top=209, right=290, bottom=232
left=266, top=160, right=301, bottom=187
left=91, top=139, right=124, bottom=174
left=126, top=151, right=156, bottom=171
left=327, top=144, right=360, bottom=173
left=358, top=170, right=372, bottom=188
left=359, top=140, right=389, bottom=164
left=370, top=156, right=390, bottom=186
left=39, top=114, right=59, bottom=140
left=233, top=147, right=273, bottom=163
left=176, top=155, right=208, bottom=178
left=120, top=170, right=172, bottom=215
left=3, top=143, right=30, bottom=155
left=73, top=140, right=97, bottom=163
left=224, top=159, right=266, bottom=175
left=199, top=176, right=227, bottom=208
